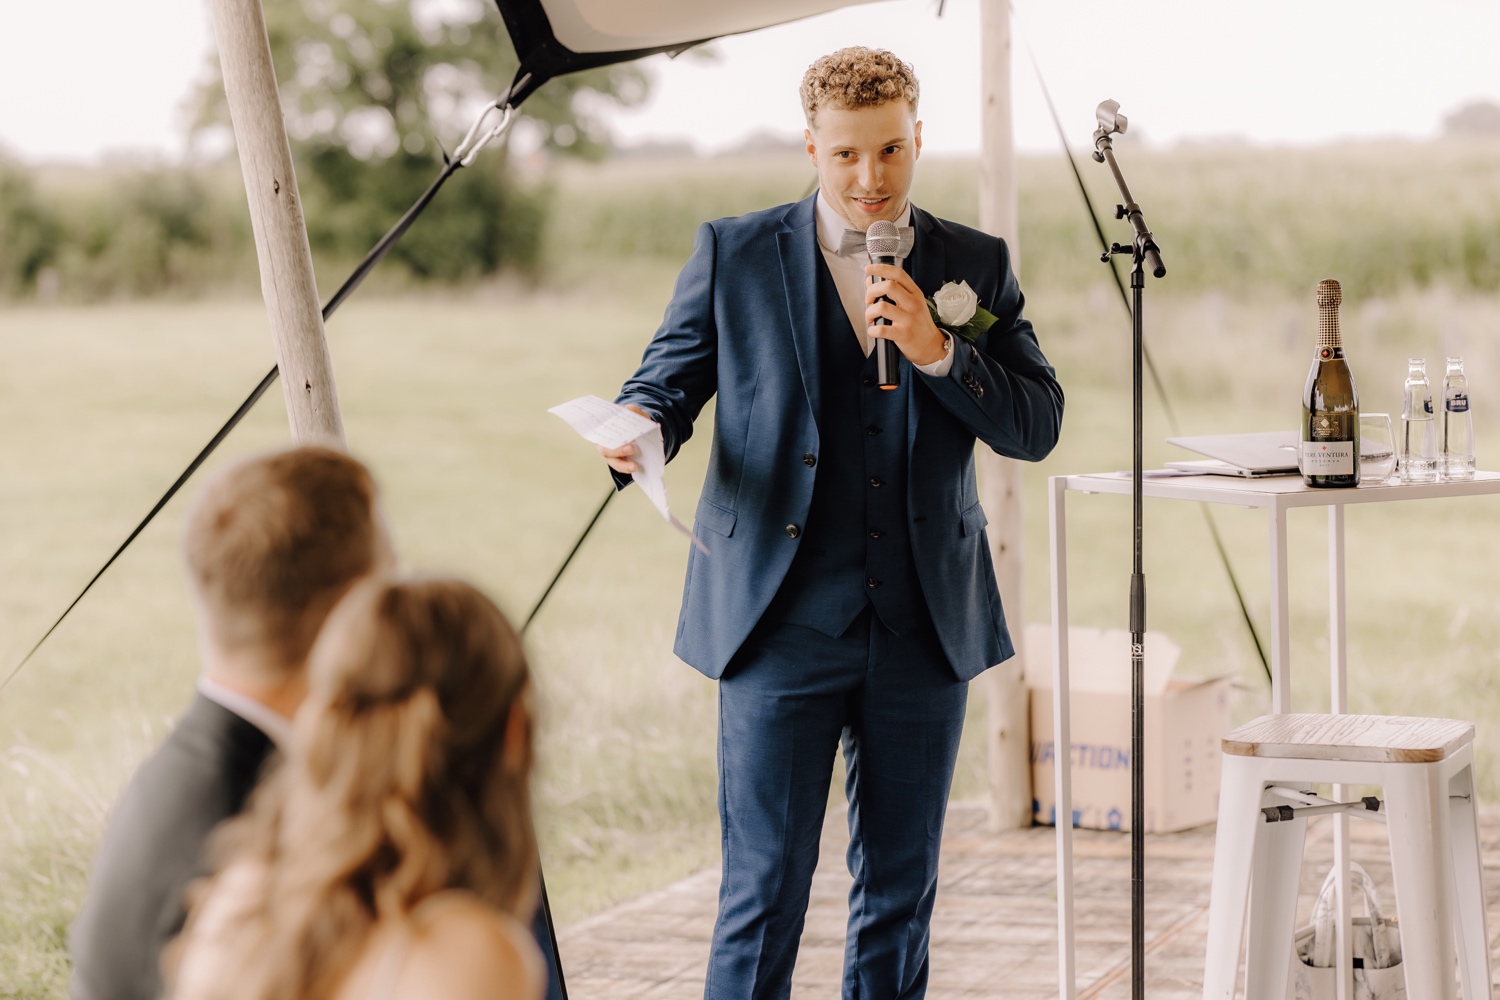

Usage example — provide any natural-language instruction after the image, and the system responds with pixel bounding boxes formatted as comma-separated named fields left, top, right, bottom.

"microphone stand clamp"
left=1092, top=100, right=1165, bottom=281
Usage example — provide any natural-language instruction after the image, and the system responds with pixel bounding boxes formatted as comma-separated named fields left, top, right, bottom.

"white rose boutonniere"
left=932, top=281, right=979, bottom=326
left=925, top=280, right=998, bottom=342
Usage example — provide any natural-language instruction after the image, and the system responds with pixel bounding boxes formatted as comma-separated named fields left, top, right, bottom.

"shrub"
left=299, top=146, right=550, bottom=280
left=0, top=160, right=63, bottom=296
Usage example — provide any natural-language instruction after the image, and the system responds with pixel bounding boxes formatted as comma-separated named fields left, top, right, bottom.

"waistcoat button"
left=866, top=577, right=882, bottom=588
left=803, top=453, right=816, bottom=467
left=785, top=524, right=800, bottom=538
left=868, top=477, right=884, bottom=489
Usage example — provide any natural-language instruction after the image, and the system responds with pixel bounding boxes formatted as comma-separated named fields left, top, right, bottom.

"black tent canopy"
left=495, top=0, right=881, bottom=104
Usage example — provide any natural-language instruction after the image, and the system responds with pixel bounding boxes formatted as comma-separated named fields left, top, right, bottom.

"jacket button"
left=866, top=424, right=881, bottom=436
left=803, top=453, right=816, bottom=467
left=785, top=524, right=800, bottom=538
left=866, top=577, right=882, bottom=588
left=869, top=529, right=884, bottom=539
left=868, top=477, right=884, bottom=489
left=863, top=376, right=876, bottom=387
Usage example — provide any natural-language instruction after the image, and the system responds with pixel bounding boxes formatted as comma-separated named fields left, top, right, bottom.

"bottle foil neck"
left=1318, top=307, right=1342, bottom=350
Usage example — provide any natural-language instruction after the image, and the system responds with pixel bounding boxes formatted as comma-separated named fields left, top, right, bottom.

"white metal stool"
left=1201, top=713, right=1490, bottom=1000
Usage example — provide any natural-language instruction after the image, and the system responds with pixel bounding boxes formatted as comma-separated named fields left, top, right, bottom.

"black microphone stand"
left=1092, top=99, right=1165, bottom=1000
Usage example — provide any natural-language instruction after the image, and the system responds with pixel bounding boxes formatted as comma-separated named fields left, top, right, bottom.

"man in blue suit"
left=600, top=47, right=1062, bottom=1000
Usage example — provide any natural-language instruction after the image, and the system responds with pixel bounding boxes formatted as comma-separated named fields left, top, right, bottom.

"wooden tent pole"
left=978, top=0, right=1032, bottom=831
left=209, top=0, right=346, bottom=447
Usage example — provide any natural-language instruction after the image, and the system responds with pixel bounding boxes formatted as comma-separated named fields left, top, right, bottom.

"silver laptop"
left=1165, top=431, right=1301, bottom=477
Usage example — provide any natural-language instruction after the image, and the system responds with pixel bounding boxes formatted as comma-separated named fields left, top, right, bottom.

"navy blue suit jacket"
left=617, top=193, right=1063, bottom=681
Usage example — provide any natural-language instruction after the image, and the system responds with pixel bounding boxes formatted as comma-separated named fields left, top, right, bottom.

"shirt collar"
left=814, top=190, right=912, bottom=257
left=197, top=676, right=296, bottom=749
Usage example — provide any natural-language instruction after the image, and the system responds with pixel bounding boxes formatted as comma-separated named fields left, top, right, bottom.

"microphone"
left=865, top=219, right=902, bottom=390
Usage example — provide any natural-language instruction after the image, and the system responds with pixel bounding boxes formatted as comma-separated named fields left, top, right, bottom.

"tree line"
left=0, top=0, right=644, bottom=301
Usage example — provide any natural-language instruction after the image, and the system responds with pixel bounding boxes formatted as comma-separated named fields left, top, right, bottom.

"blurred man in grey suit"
left=69, top=447, right=388, bottom=1000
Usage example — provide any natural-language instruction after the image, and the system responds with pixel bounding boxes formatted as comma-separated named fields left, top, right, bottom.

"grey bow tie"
left=837, top=226, right=915, bottom=258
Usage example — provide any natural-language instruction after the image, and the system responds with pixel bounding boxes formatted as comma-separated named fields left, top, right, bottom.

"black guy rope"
left=0, top=160, right=469, bottom=697
left=523, top=488, right=616, bottom=633
left=1025, top=41, right=1272, bottom=687
left=516, top=486, right=615, bottom=1000
left=0, top=82, right=533, bottom=699
left=2, top=68, right=591, bottom=1000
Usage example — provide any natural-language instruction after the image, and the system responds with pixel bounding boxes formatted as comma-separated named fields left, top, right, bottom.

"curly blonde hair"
left=800, top=47, right=919, bottom=126
left=175, top=577, right=537, bottom=1000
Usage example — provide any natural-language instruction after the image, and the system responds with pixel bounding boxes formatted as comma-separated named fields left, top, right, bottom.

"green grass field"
left=3, top=147, right=1500, bottom=996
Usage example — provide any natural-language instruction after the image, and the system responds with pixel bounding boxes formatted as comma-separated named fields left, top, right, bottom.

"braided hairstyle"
left=177, top=577, right=536, bottom=1000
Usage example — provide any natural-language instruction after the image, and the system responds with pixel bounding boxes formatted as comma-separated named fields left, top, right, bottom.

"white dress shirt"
left=197, top=676, right=295, bottom=749
left=813, top=191, right=954, bottom=378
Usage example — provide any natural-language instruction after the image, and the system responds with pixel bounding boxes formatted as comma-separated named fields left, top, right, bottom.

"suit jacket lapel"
left=778, top=194, right=823, bottom=431
left=907, top=204, right=945, bottom=452
left=908, top=204, right=945, bottom=305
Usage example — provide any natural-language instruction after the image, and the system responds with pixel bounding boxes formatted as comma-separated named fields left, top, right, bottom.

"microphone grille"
left=865, top=220, right=901, bottom=257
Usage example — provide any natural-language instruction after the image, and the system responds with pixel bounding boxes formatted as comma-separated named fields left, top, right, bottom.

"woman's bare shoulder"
left=397, top=896, right=544, bottom=999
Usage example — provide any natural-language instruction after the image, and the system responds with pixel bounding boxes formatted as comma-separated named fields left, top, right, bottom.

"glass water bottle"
left=1400, top=358, right=1438, bottom=483
left=1441, top=356, right=1475, bottom=480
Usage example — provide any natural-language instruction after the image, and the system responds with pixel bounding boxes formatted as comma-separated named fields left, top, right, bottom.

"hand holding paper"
left=549, top=395, right=709, bottom=555
left=592, top=404, right=651, bottom=474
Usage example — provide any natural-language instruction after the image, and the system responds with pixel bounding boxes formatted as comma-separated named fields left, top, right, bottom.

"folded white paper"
left=549, top=395, right=709, bottom=555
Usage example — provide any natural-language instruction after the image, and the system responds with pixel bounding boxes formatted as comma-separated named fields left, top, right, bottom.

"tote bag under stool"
left=1291, top=862, right=1404, bottom=1000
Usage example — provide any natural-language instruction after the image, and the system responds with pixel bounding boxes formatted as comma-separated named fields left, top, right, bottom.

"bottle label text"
left=1300, top=440, right=1354, bottom=475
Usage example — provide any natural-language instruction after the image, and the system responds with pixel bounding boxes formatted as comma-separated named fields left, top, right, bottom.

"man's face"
left=805, top=101, right=922, bottom=232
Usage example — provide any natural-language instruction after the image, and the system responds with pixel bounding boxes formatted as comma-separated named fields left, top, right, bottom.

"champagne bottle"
left=1301, top=279, right=1359, bottom=488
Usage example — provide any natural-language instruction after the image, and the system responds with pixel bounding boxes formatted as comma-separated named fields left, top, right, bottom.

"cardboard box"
left=1025, top=624, right=1233, bottom=833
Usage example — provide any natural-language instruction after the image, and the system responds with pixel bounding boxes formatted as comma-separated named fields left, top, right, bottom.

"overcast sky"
left=0, top=0, right=1496, bottom=162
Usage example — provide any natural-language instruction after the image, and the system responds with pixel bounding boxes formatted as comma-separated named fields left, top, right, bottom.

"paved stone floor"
left=556, top=804, right=1500, bottom=998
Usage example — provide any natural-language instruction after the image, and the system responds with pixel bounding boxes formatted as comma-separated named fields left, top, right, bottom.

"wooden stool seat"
left=1222, top=712, right=1473, bottom=763
left=1204, top=713, right=1489, bottom=998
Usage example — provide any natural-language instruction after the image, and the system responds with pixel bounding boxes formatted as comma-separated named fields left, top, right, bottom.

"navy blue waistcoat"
left=767, top=255, right=926, bottom=638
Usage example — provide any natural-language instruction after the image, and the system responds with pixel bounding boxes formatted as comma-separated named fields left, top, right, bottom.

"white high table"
left=1047, top=470, right=1500, bottom=999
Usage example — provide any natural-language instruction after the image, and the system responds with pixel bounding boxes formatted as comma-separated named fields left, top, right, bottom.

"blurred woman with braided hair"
left=169, top=577, right=543, bottom=1000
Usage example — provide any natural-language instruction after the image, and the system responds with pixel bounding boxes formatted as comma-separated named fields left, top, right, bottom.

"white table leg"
left=1329, top=505, right=1347, bottom=713
left=1268, top=504, right=1292, bottom=713
left=1328, top=505, right=1352, bottom=1000
left=1049, top=476, right=1076, bottom=1000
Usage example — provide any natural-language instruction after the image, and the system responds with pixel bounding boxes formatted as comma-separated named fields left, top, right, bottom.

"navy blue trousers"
left=706, top=608, right=968, bottom=1000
